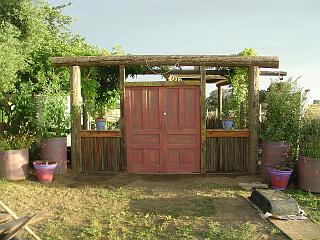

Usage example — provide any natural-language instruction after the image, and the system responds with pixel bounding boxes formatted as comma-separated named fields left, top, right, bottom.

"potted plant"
left=0, top=134, right=34, bottom=180
left=221, top=110, right=234, bottom=130
left=267, top=156, right=293, bottom=190
left=38, top=88, right=70, bottom=175
left=260, top=79, right=301, bottom=182
left=298, top=116, right=320, bottom=193
left=94, top=104, right=107, bottom=131
left=33, top=160, right=57, bottom=183
left=0, top=88, right=38, bottom=180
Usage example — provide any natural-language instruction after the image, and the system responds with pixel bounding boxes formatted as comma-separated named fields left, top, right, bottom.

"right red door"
left=164, top=87, right=200, bottom=173
left=125, top=86, right=200, bottom=173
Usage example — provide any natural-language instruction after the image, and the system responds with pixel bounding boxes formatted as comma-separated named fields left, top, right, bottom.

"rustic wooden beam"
left=80, top=130, right=121, bottom=138
left=206, top=130, right=250, bottom=138
left=51, top=55, right=279, bottom=68
left=218, top=86, right=223, bottom=120
left=119, top=65, right=127, bottom=170
left=216, top=80, right=231, bottom=87
left=124, top=81, right=200, bottom=87
left=248, top=66, right=260, bottom=174
left=142, top=69, right=229, bottom=75
left=260, top=70, right=287, bottom=76
left=200, top=66, right=206, bottom=173
left=70, top=66, right=82, bottom=172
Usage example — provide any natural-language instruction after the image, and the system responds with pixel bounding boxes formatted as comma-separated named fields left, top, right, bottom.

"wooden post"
left=248, top=66, right=260, bottom=174
left=217, top=86, right=223, bottom=120
left=200, top=66, right=206, bottom=173
left=82, top=95, right=88, bottom=130
left=70, top=66, right=82, bottom=172
left=119, top=65, right=126, bottom=170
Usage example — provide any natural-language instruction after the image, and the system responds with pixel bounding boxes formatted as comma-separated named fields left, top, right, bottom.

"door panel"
left=126, top=87, right=163, bottom=173
left=126, top=86, right=200, bottom=173
left=165, top=87, right=200, bottom=173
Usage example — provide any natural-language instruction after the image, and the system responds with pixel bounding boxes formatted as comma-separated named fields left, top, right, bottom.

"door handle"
left=163, top=112, right=167, bottom=116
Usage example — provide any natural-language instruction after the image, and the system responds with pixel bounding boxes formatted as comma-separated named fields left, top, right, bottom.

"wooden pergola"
left=51, top=54, right=280, bottom=174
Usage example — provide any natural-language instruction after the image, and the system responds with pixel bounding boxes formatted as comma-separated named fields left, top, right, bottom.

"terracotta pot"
left=268, top=166, right=293, bottom=190
left=261, top=141, right=290, bottom=182
left=299, top=156, right=320, bottom=193
left=40, top=137, right=67, bottom=174
left=33, top=161, right=57, bottom=183
left=0, top=148, right=29, bottom=180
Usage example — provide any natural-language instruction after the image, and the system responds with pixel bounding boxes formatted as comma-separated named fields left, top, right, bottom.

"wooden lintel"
left=143, top=69, right=229, bottom=75
left=80, top=130, right=121, bottom=138
left=260, top=70, right=287, bottom=76
left=206, top=130, right=250, bottom=138
left=124, top=81, right=200, bottom=87
left=51, top=55, right=279, bottom=68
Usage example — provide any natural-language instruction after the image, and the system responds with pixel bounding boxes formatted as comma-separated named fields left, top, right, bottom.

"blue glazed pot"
left=96, top=119, right=106, bottom=131
left=222, top=119, right=234, bottom=130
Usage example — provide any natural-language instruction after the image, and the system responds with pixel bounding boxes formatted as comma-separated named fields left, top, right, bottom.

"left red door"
left=125, top=87, right=164, bottom=173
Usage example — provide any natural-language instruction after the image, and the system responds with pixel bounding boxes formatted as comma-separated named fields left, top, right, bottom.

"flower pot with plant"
left=0, top=89, right=38, bottom=180
left=260, top=79, right=302, bottom=182
left=38, top=88, right=70, bottom=175
left=298, top=116, right=320, bottom=193
left=33, top=160, right=57, bottom=183
left=267, top=165, right=293, bottom=190
left=221, top=110, right=234, bottom=130
left=94, top=104, right=106, bottom=131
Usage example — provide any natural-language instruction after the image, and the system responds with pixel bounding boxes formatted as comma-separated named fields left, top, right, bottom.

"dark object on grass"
left=249, top=189, right=299, bottom=216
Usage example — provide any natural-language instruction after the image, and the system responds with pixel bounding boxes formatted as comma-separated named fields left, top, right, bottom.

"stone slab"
left=249, top=189, right=300, bottom=216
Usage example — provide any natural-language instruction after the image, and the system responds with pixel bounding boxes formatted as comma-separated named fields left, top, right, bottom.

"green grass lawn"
left=1, top=174, right=316, bottom=240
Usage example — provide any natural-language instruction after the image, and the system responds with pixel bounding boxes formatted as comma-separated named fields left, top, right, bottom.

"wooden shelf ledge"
left=80, top=130, right=121, bottom=138
left=206, top=129, right=250, bottom=138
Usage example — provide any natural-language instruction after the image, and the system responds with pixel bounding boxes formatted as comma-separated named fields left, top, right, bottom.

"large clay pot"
left=261, top=141, right=290, bottom=182
left=40, top=137, right=67, bottom=174
left=0, top=148, right=29, bottom=180
left=299, top=156, right=320, bottom=193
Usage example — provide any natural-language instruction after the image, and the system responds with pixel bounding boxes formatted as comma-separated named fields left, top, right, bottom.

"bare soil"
left=0, top=172, right=288, bottom=239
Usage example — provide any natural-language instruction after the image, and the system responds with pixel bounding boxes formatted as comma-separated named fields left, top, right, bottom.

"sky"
left=48, top=0, right=320, bottom=101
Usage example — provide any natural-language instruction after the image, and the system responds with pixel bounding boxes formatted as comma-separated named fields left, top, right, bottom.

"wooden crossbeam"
left=51, top=55, right=279, bottom=68
left=260, top=70, right=287, bottom=76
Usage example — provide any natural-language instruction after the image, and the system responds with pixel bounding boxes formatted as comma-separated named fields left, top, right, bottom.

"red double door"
left=125, top=86, right=200, bottom=173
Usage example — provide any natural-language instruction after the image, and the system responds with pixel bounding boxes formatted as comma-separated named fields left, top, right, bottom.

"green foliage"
left=0, top=133, right=35, bottom=150
left=226, top=48, right=257, bottom=126
left=38, top=82, right=70, bottom=138
left=286, top=190, right=320, bottom=223
left=0, top=22, right=25, bottom=96
left=300, top=117, right=320, bottom=159
left=261, top=78, right=302, bottom=160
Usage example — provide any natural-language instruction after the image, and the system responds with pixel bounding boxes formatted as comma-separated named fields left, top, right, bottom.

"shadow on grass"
left=128, top=195, right=215, bottom=217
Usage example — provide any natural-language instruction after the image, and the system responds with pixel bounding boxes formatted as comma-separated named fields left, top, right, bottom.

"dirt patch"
left=0, top=173, right=288, bottom=239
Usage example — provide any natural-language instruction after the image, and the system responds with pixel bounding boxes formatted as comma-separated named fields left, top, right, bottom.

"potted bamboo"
left=298, top=117, right=320, bottom=193
left=260, top=80, right=301, bottom=182
left=37, top=89, right=70, bottom=177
